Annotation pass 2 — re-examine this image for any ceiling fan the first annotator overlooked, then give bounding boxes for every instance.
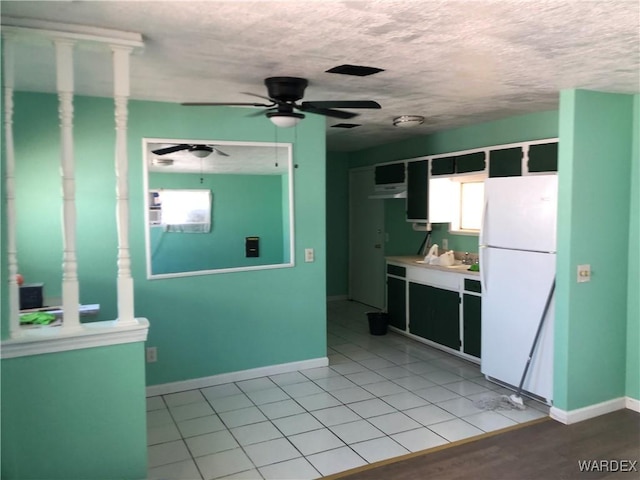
[152,144,229,158]
[182,77,381,127]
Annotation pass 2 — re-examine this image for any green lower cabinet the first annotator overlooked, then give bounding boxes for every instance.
[409,282,460,350]
[386,276,406,329]
[463,293,482,358]
[409,282,430,338]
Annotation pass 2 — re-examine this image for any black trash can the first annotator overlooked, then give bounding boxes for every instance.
[367,312,389,336]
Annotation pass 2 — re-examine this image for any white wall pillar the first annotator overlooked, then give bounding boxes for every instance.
[3,36,22,338]
[112,45,136,324]
[55,39,80,330]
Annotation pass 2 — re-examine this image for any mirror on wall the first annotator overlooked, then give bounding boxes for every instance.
[143,138,294,278]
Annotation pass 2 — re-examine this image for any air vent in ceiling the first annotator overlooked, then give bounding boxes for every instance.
[331,123,362,129]
[326,64,384,76]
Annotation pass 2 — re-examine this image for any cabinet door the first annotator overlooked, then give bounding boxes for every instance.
[386,276,406,330]
[489,147,522,177]
[463,294,481,358]
[406,160,429,221]
[431,157,455,176]
[375,163,405,184]
[455,152,486,174]
[408,282,431,339]
[428,286,461,350]
[528,143,558,173]
[409,282,460,350]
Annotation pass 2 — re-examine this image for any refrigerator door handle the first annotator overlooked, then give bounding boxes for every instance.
[480,245,487,293]
[479,197,489,247]
[479,198,489,293]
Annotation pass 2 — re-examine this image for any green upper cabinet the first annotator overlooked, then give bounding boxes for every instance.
[489,147,523,177]
[431,157,456,176]
[375,163,405,184]
[528,142,558,173]
[407,159,429,221]
[455,152,486,174]
[432,153,485,177]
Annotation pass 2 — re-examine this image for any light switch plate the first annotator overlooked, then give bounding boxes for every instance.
[305,248,314,262]
[577,264,591,283]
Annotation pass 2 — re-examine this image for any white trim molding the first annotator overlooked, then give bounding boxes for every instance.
[626,396,640,412]
[1,318,149,359]
[146,357,329,397]
[550,397,627,424]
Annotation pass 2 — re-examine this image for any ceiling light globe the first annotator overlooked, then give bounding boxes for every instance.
[190,149,212,158]
[267,111,305,128]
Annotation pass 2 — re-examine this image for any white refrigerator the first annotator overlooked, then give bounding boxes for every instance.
[479,175,557,403]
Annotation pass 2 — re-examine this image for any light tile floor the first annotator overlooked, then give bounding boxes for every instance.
[147,300,549,479]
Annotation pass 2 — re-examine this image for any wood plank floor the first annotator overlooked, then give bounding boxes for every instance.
[326,409,640,480]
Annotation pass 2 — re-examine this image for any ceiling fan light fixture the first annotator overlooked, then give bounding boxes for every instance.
[267,111,305,128]
[190,148,213,158]
[393,115,425,128]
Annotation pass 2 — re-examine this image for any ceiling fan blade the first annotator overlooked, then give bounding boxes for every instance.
[212,147,229,157]
[152,144,190,155]
[300,100,381,109]
[297,104,358,119]
[245,108,271,117]
[182,101,273,107]
[241,92,277,104]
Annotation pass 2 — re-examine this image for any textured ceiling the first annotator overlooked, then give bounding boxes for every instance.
[146,141,290,175]
[2,1,639,151]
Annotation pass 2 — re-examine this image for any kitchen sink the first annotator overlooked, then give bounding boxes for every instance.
[445,264,472,270]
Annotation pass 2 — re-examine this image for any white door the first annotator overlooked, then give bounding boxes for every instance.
[480,247,555,401]
[482,175,558,252]
[349,167,385,309]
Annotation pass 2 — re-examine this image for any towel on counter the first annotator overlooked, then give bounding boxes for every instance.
[19,312,57,325]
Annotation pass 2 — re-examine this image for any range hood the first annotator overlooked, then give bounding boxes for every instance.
[368,184,407,199]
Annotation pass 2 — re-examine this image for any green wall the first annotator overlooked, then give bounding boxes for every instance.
[148,172,285,274]
[1,343,147,479]
[554,90,633,411]
[627,95,640,401]
[7,92,327,386]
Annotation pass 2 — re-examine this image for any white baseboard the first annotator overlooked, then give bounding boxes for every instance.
[327,295,348,302]
[626,396,640,412]
[550,397,627,424]
[146,357,329,397]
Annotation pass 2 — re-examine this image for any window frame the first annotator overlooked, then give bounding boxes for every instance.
[447,173,486,236]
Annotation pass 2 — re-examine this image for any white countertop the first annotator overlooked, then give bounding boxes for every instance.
[386,255,480,276]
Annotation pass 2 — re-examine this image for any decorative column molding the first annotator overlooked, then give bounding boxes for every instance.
[54,38,81,330]
[112,45,136,325]
[3,35,21,338]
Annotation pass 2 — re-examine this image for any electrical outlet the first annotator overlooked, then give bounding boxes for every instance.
[577,264,591,283]
[146,347,157,363]
[442,238,448,250]
[305,248,315,262]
